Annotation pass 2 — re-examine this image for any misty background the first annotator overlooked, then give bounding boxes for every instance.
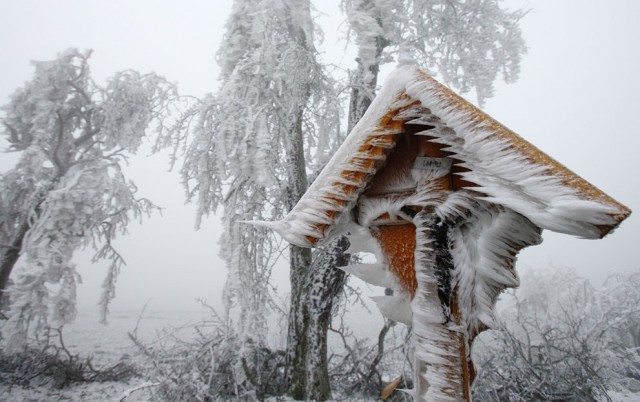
[0,0,638,314]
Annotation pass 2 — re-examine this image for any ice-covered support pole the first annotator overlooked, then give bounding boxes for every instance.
[412,209,469,401]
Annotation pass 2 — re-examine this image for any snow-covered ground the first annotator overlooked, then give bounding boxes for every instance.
[62,309,212,363]
[1,306,637,401]
[0,308,213,402]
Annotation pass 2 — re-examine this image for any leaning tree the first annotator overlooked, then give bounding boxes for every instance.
[0,49,179,352]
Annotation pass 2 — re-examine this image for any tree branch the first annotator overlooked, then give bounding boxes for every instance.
[67,80,92,105]
[51,112,68,175]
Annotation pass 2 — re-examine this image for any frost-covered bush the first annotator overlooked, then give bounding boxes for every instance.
[472,268,640,401]
[328,318,413,401]
[128,304,287,401]
[0,327,137,389]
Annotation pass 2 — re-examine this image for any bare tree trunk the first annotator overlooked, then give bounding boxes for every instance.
[287,238,349,401]
[283,100,327,399]
[283,61,351,398]
[283,5,389,399]
[285,243,314,398]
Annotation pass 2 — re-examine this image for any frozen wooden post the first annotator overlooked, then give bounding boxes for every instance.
[257,66,631,401]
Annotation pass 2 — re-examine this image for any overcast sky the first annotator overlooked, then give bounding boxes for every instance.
[0,0,638,314]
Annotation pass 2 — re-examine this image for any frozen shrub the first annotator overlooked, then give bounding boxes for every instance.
[472,268,640,401]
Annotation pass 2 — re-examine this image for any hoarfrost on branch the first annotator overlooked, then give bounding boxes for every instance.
[0,49,181,351]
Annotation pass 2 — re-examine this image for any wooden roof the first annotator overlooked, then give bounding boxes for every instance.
[265,66,630,246]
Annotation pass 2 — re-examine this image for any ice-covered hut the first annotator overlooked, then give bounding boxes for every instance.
[263,65,631,401]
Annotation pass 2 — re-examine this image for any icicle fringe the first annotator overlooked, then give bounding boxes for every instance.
[268,65,625,248]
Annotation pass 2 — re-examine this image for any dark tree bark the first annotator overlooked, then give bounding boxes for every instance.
[285,243,314,398]
[348,33,389,133]
[0,220,28,301]
[0,190,50,303]
[282,94,328,399]
[284,14,390,399]
[286,237,349,401]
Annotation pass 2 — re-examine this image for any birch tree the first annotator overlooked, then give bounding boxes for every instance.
[0,49,179,352]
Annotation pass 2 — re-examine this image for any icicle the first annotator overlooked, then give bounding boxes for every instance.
[338,263,395,288]
[393,105,432,121]
[243,220,316,248]
[344,222,383,257]
[448,201,542,337]
[371,295,412,325]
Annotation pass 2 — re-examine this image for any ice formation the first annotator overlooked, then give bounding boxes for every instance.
[261,65,630,401]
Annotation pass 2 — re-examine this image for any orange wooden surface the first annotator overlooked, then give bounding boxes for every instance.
[371,224,417,296]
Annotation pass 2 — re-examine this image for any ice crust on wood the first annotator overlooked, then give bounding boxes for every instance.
[263,74,413,247]
[266,65,628,247]
[411,209,466,401]
[400,68,627,239]
[409,197,541,401]
[449,200,542,335]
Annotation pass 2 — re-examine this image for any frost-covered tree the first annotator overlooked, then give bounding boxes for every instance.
[181,0,342,399]
[473,268,640,401]
[0,49,179,352]
[343,0,527,109]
